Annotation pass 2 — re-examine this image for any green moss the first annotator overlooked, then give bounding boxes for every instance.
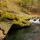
[0,11,32,27]
[0,0,34,30]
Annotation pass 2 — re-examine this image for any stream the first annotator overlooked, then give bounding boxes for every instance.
[5,19,40,40]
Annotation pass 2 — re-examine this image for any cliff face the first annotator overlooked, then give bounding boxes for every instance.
[0,0,40,39]
[0,0,33,27]
[0,0,40,27]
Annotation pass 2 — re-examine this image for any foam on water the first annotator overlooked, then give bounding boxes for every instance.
[29,19,40,24]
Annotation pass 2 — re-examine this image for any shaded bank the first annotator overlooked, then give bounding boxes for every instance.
[4,24,31,40]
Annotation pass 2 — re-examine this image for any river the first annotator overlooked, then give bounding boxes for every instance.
[4,22,40,40]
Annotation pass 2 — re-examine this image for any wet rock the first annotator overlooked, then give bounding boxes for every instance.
[0,30,5,40]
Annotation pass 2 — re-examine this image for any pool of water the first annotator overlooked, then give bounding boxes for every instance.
[5,23,40,40]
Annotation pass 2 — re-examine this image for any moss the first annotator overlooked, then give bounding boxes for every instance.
[0,9,32,26]
[0,0,35,35]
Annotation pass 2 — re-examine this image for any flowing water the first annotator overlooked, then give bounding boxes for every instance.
[5,19,40,40]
